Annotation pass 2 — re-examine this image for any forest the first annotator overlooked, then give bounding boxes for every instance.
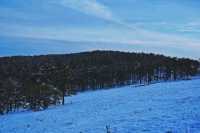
[0,50,199,115]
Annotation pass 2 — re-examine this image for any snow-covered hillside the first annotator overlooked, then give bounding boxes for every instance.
[1,79,200,133]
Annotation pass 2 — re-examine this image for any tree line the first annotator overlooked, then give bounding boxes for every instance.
[0,51,199,115]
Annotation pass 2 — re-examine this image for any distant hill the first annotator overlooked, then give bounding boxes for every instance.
[0,50,199,114]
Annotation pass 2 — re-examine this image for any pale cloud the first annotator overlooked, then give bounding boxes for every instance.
[55,0,115,21]
[177,21,200,33]
[52,0,200,49]
[1,22,200,50]
[1,0,200,58]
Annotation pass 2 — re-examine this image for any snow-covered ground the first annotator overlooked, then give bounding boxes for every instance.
[1,79,200,133]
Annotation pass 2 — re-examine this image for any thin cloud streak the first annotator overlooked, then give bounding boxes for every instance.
[0,0,200,58]
[55,0,115,21]
[1,0,200,49]
[54,0,200,49]
[1,22,200,50]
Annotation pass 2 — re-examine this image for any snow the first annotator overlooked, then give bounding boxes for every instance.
[1,79,200,133]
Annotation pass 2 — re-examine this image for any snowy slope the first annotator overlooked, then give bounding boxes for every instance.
[1,79,200,133]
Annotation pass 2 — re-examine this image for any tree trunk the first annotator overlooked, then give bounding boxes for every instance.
[62,89,65,105]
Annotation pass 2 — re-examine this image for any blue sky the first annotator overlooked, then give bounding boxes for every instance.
[0,0,200,59]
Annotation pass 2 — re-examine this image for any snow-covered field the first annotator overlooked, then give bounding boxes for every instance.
[1,79,200,133]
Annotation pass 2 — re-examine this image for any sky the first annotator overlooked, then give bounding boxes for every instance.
[0,0,200,59]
